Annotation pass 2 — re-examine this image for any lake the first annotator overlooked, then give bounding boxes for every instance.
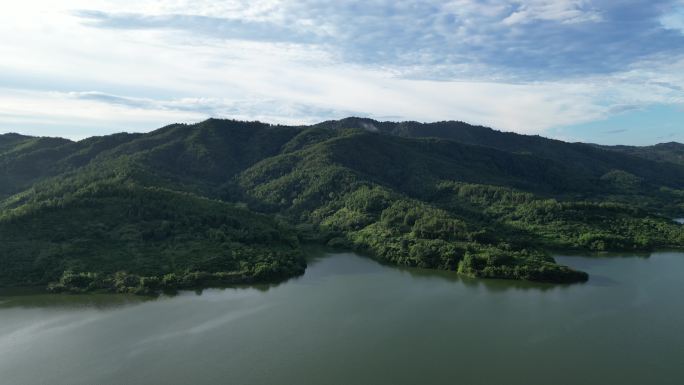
[1,250,684,385]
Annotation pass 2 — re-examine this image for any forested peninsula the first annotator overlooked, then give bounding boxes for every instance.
[1,118,683,294]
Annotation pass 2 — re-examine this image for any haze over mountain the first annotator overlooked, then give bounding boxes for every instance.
[1,118,683,293]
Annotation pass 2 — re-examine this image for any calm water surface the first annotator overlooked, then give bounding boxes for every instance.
[1,251,684,385]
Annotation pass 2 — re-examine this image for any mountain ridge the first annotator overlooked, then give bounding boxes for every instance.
[1,117,683,293]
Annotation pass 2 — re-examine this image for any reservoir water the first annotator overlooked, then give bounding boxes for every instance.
[1,251,683,385]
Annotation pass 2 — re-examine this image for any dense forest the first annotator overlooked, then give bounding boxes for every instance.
[1,118,683,293]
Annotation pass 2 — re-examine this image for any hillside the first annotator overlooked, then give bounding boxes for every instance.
[603,142,684,166]
[0,181,304,294]
[313,118,684,213]
[315,118,684,192]
[1,118,683,292]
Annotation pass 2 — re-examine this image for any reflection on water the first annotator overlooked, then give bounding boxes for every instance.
[396,264,565,292]
[0,289,150,310]
[1,250,683,385]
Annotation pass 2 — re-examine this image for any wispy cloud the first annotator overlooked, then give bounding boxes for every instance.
[0,88,364,139]
[73,0,684,79]
[71,91,157,109]
[69,91,362,123]
[661,2,684,33]
[75,10,317,44]
[502,0,602,25]
[0,0,682,143]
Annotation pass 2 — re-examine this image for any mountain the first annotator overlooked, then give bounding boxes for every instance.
[602,142,684,166]
[1,118,683,293]
[0,131,143,199]
[313,118,684,213]
[315,118,684,192]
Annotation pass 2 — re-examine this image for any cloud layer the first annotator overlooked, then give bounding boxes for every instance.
[0,0,683,142]
[75,0,684,79]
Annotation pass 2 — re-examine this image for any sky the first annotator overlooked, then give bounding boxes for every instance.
[1,0,683,145]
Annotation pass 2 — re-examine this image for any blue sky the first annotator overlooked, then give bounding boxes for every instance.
[0,0,683,144]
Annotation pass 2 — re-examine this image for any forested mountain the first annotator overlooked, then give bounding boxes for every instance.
[1,118,683,293]
[602,142,684,166]
[314,118,684,193]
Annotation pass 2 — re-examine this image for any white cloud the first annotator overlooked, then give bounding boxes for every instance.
[0,0,682,141]
[502,0,602,25]
[661,3,684,33]
[0,88,205,139]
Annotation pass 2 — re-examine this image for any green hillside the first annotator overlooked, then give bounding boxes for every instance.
[603,142,684,166]
[1,118,683,293]
[0,181,304,294]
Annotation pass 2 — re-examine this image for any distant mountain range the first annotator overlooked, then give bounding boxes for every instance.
[600,141,684,166]
[1,118,682,293]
